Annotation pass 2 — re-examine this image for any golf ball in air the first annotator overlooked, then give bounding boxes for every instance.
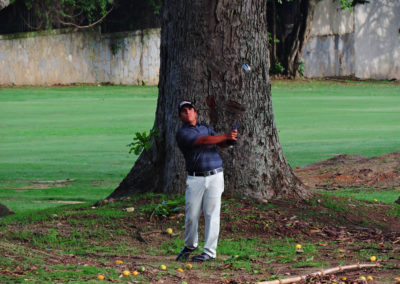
[242,64,251,72]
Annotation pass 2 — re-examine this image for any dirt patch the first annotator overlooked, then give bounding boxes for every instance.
[294,151,400,190]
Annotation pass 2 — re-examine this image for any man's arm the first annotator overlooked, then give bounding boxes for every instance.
[194,130,237,146]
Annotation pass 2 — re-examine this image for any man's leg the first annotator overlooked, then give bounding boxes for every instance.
[201,172,224,258]
[184,175,206,250]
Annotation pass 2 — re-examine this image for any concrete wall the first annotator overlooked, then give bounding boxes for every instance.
[0,29,160,85]
[302,0,400,80]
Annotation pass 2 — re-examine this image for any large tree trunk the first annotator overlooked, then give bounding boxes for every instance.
[110,0,310,200]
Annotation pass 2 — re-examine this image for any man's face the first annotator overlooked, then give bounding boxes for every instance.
[180,105,197,125]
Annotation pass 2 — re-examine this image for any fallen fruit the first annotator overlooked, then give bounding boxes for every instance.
[341,277,347,281]
[360,276,366,281]
[97,274,105,280]
[295,244,302,249]
[122,270,130,276]
[166,228,173,234]
[185,263,192,270]
[115,260,124,264]
[177,268,184,272]
[132,271,139,276]
[373,199,378,202]
[234,255,239,258]
[181,282,188,284]
[370,256,377,262]
[396,277,400,283]
[159,264,167,270]
[367,276,373,281]
[139,266,145,272]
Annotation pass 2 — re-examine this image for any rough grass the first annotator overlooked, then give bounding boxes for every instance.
[0,194,399,283]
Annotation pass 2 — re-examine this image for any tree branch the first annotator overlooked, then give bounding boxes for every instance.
[57,7,113,29]
[258,263,380,284]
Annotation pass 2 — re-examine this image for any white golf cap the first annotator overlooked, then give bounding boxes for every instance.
[178,101,195,114]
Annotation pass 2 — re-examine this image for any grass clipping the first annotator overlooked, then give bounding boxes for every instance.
[258,263,380,284]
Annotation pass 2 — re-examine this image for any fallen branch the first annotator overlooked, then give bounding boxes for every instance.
[258,263,380,284]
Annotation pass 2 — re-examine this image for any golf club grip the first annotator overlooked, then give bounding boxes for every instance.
[227,123,238,146]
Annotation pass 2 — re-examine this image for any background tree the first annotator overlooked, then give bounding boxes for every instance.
[110,0,310,201]
[267,0,368,78]
[0,0,161,34]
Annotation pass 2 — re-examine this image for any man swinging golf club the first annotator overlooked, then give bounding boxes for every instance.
[175,101,237,262]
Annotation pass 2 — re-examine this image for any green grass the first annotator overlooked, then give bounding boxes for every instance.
[272,80,400,166]
[1,80,400,213]
[0,85,157,213]
[318,187,400,204]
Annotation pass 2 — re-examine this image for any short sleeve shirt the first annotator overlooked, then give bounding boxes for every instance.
[176,123,223,172]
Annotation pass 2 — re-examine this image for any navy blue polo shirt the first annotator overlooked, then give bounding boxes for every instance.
[176,123,223,172]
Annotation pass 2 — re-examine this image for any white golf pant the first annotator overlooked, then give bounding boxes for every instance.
[184,171,224,258]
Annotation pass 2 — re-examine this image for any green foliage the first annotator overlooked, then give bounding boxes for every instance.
[148,0,162,15]
[21,0,114,30]
[335,0,369,11]
[267,32,280,47]
[270,62,285,75]
[150,197,185,219]
[297,61,305,78]
[128,128,160,155]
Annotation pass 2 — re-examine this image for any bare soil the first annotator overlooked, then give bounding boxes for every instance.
[294,151,400,190]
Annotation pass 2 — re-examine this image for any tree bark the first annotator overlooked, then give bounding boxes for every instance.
[110,0,310,200]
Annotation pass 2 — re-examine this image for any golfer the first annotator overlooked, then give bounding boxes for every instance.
[175,101,237,262]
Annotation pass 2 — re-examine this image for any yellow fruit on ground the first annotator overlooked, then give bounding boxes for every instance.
[396,278,400,283]
[122,270,130,276]
[185,263,193,270]
[166,228,173,234]
[159,264,167,270]
[139,266,146,272]
[373,199,378,202]
[115,260,124,264]
[97,274,105,280]
[295,244,302,249]
[360,276,366,281]
[132,271,139,276]
[177,268,184,272]
[341,277,347,281]
[367,276,373,281]
[234,255,239,258]
[370,256,377,262]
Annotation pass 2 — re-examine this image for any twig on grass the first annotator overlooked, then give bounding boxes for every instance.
[258,263,380,284]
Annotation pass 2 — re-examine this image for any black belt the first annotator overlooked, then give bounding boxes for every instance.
[188,167,223,177]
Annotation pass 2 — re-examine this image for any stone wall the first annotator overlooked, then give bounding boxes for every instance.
[0,28,160,85]
[302,0,400,80]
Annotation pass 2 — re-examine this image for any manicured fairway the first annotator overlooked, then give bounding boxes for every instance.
[0,80,399,213]
[271,80,400,166]
[0,86,157,213]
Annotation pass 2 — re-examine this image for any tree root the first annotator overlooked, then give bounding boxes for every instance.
[258,263,380,284]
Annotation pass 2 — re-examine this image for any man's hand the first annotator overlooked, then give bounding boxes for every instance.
[225,130,238,141]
